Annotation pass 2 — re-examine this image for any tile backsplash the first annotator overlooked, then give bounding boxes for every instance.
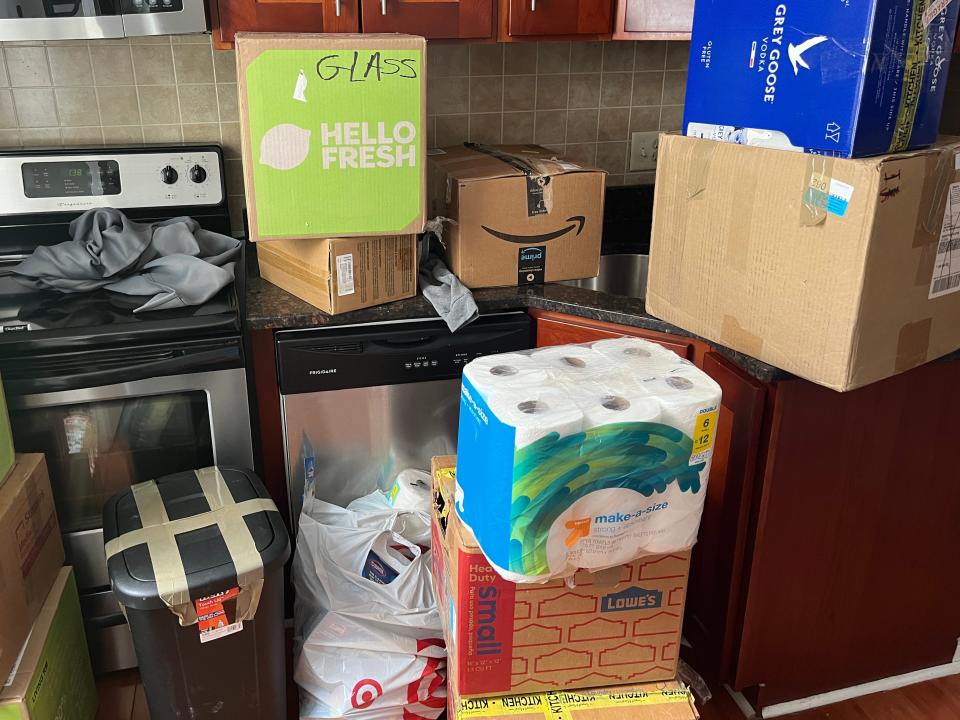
[0,35,689,232]
[0,34,245,229]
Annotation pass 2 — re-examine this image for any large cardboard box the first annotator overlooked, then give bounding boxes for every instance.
[0,374,13,488]
[431,457,690,698]
[428,145,605,288]
[449,681,698,720]
[257,235,417,314]
[0,568,98,720]
[238,33,426,240]
[684,0,959,157]
[648,134,960,391]
[0,454,64,683]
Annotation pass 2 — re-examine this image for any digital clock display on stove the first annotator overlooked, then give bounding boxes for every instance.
[21,160,121,199]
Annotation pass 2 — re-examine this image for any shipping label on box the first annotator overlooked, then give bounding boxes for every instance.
[431,457,689,698]
[238,33,426,240]
[684,0,959,157]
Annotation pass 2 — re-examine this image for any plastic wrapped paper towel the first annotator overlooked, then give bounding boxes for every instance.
[457,338,721,583]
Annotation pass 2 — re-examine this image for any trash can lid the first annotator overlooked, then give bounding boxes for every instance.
[103,466,290,611]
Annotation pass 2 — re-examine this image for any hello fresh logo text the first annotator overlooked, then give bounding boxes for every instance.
[318,121,417,170]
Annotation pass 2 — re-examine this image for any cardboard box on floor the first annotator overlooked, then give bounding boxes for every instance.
[257,235,417,314]
[648,134,960,391]
[0,373,14,488]
[0,567,97,720]
[448,681,698,720]
[428,145,605,288]
[0,454,65,684]
[431,456,690,698]
[237,33,427,241]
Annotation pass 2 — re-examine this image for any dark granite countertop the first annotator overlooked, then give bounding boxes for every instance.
[246,278,787,383]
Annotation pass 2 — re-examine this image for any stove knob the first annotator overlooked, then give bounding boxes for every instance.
[189,164,207,184]
[160,165,178,185]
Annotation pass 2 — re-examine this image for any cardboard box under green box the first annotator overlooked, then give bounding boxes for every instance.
[238,32,427,241]
[0,568,97,720]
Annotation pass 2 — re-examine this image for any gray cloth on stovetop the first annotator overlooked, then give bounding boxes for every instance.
[13,207,241,312]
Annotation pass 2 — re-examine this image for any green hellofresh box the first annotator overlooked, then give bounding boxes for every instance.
[0,568,97,720]
[237,33,427,240]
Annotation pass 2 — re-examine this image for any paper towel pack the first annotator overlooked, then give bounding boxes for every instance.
[457,338,721,582]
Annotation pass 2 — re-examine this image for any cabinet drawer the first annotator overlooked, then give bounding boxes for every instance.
[504,0,613,38]
[361,0,495,39]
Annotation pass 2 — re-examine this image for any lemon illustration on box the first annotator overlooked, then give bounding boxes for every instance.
[237,34,426,240]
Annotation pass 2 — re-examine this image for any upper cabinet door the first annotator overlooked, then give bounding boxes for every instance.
[361,0,495,40]
[501,0,614,40]
[212,0,359,49]
[614,0,692,38]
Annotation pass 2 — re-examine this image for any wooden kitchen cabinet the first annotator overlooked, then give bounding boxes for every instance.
[361,0,495,39]
[531,309,960,713]
[613,0,692,39]
[498,0,614,41]
[211,0,359,49]
[734,363,960,708]
[532,309,697,359]
[531,309,768,688]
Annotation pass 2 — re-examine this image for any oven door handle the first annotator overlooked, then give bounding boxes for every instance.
[7,345,241,396]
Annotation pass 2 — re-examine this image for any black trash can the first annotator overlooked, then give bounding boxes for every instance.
[103,466,290,720]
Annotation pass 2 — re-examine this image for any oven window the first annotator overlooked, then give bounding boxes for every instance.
[11,392,214,533]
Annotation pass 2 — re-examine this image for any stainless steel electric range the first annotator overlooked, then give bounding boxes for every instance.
[0,144,254,673]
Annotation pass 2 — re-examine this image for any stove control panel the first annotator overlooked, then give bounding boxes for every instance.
[0,148,224,215]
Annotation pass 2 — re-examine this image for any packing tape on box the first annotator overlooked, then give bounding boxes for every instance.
[454,687,695,720]
[896,317,932,373]
[720,314,764,359]
[104,467,278,626]
[800,155,836,227]
[915,148,959,248]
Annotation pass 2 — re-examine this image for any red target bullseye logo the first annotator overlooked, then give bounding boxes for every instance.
[351,679,383,709]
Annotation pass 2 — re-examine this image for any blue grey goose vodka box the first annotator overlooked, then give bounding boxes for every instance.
[683,0,959,157]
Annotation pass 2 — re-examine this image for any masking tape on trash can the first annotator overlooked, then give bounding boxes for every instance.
[104,467,278,626]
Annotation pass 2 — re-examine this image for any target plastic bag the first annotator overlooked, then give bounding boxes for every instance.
[294,498,445,720]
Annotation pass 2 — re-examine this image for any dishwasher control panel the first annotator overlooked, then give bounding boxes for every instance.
[276,313,534,394]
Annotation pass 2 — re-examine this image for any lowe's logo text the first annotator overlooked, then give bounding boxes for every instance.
[601,587,663,612]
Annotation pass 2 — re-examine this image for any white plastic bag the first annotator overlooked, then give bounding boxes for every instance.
[294,495,445,720]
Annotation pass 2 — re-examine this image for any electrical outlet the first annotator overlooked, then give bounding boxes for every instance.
[629,131,660,171]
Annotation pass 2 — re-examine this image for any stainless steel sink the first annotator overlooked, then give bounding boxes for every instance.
[563,253,648,299]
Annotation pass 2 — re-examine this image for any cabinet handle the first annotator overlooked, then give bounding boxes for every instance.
[334,0,340,15]
[380,0,387,13]
[530,0,536,9]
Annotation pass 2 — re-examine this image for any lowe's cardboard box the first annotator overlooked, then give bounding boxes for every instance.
[238,33,426,240]
[684,0,959,156]
[428,145,604,288]
[0,568,97,720]
[647,134,960,391]
[449,681,699,720]
[257,235,417,314]
[0,454,64,684]
[431,457,690,698]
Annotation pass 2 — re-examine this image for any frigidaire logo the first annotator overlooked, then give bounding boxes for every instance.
[601,586,663,612]
[308,368,337,375]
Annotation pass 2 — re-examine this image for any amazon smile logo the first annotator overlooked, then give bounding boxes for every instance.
[481,215,586,244]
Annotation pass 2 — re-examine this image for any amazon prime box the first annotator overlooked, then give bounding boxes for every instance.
[427,144,605,288]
